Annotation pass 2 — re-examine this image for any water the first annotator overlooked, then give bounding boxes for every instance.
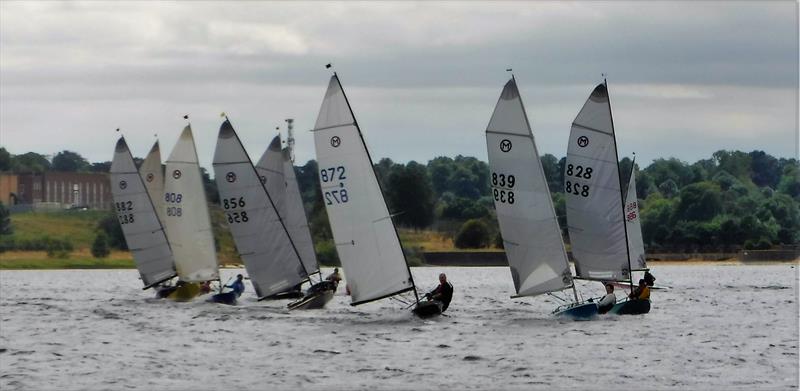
[1,265,797,390]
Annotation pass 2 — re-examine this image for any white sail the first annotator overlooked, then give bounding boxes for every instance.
[110,137,176,288]
[312,75,414,305]
[624,169,647,270]
[256,136,320,278]
[564,83,630,282]
[486,78,573,296]
[214,120,308,298]
[139,141,167,225]
[163,125,219,282]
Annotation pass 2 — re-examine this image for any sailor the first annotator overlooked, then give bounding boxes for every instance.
[425,273,454,312]
[226,274,246,297]
[628,279,650,300]
[643,271,656,287]
[325,267,342,287]
[597,283,616,314]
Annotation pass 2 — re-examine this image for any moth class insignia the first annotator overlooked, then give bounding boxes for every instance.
[330,136,341,148]
[119,180,127,190]
[500,139,512,152]
[146,173,154,182]
[260,175,267,185]
[172,170,182,179]
[577,136,589,148]
[226,172,237,183]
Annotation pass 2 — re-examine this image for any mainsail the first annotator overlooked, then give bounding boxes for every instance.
[163,125,219,282]
[312,74,415,305]
[624,168,647,270]
[564,83,631,282]
[139,141,167,225]
[486,77,573,296]
[255,136,320,276]
[214,120,308,298]
[110,137,176,288]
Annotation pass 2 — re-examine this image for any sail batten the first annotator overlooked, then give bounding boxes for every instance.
[163,126,219,283]
[564,83,631,282]
[214,120,308,298]
[485,78,572,297]
[110,137,177,288]
[313,74,415,305]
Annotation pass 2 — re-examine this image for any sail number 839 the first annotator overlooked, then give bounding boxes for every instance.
[491,172,515,204]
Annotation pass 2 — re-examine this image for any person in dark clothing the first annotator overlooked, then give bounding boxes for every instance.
[226,274,245,297]
[643,271,656,287]
[425,273,454,312]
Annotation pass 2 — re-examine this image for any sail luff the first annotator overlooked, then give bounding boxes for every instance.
[312,74,416,305]
[333,73,420,304]
[110,136,177,288]
[163,125,219,282]
[605,80,635,290]
[213,120,309,298]
[486,77,573,297]
[624,159,647,270]
[282,147,320,275]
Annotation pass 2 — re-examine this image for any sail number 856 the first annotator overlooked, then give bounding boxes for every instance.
[223,197,249,224]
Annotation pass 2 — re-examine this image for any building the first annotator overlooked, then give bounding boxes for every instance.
[0,174,18,205]
[8,172,111,210]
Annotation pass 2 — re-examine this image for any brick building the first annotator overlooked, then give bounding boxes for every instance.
[7,172,111,209]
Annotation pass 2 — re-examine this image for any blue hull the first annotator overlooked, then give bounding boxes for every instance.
[209,292,237,305]
[553,302,598,320]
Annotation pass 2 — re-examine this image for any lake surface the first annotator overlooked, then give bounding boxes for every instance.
[1,264,797,390]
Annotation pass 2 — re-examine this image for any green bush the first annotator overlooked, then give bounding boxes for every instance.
[454,219,490,249]
[91,232,110,258]
[744,237,772,250]
[494,231,504,249]
[315,240,340,266]
[403,246,426,267]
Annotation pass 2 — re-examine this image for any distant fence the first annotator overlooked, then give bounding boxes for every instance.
[422,250,798,266]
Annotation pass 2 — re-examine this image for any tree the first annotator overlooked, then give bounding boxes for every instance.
[0,201,11,235]
[0,148,11,171]
[427,156,455,197]
[749,150,780,188]
[712,150,751,182]
[440,197,489,220]
[97,214,127,250]
[777,163,800,200]
[200,167,219,204]
[540,154,562,193]
[641,195,675,247]
[91,232,110,258]
[386,161,435,229]
[11,152,50,173]
[645,158,694,188]
[454,219,490,248]
[658,179,679,198]
[90,161,112,172]
[673,182,722,222]
[51,150,90,172]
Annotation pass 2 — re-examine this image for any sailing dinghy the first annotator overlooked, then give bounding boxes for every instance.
[564,80,650,315]
[110,136,177,290]
[162,124,220,301]
[312,72,438,317]
[485,76,597,320]
[213,118,332,308]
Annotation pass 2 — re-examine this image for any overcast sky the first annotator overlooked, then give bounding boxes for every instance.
[1,1,797,172]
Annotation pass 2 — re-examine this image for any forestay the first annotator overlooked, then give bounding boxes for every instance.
[110,137,176,288]
[312,75,414,305]
[139,141,167,225]
[486,78,573,296]
[564,84,630,282]
[624,169,647,270]
[163,126,219,283]
[214,120,307,298]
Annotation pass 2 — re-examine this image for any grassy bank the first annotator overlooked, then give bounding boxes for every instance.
[0,250,135,269]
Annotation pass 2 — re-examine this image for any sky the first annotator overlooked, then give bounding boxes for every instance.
[1,1,798,173]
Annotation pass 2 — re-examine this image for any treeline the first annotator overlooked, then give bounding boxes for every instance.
[2,146,798,252]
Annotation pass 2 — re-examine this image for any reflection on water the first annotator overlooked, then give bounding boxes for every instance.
[0,265,797,390]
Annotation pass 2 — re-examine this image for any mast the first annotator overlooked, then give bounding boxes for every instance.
[333,72,420,304]
[605,78,635,295]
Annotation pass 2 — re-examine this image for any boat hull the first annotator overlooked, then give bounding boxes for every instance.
[413,300,443,318]
[166,282,203,301]
[553,302,598,320]
[262,290,304,300]
[609,299,651,315]
[209,291,238,305]
[288,288,334,310]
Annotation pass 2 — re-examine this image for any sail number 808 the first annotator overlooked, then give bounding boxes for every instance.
[164,192,183,217]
